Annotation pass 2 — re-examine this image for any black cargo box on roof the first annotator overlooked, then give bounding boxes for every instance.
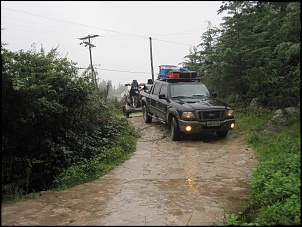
[180,71,197,79]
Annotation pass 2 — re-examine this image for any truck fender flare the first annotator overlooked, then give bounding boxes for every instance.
[167,108,179,124]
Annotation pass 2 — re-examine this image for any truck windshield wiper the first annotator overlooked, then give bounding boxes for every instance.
[192,94,207,98]
[172,95,193,99]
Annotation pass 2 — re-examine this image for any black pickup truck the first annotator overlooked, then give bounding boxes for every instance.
[140,73,235,141]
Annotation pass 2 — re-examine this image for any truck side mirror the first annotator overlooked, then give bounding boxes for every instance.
[211,92,217,98]
[159,94,166,99]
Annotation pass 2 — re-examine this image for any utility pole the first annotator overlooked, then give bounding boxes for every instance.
[79,34,99,86]
[149,37,154,81]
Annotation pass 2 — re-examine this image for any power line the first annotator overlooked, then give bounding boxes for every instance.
[2,7,147,39]
[2,6,200,78]
[2,6,197,47]
[78,67,152,75]
[152,38,193,47]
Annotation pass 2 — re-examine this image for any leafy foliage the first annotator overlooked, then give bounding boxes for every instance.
[53,120,139,189]
[248,153,301,225]
[226,110,300,226]
[183,1,300,108]
[2,44,137,197]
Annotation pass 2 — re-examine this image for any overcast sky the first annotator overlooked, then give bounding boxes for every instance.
[1,1,225,88]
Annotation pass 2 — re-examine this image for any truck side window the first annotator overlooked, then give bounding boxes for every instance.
[159,84,167,97]
[152,83,162,95]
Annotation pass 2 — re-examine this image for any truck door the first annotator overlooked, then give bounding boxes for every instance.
[149,82,162,117]
[157,84,168,120]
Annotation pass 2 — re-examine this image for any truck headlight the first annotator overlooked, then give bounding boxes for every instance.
[182,112,196,119]
[226,109,234,117]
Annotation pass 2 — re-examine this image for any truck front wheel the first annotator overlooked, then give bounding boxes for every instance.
[171,117,181,141]
[142,105,152,123]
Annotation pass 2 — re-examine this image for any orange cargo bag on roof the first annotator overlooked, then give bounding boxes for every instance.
[167,71,180,78]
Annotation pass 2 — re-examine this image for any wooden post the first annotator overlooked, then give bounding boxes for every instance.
[149,37,154,81]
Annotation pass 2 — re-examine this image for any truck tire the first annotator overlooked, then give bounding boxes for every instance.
[171,117,181,141]
[142,105,152,123]
[216,130,228,139]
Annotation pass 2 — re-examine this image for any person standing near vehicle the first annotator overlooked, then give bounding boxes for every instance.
[130,80,140,107]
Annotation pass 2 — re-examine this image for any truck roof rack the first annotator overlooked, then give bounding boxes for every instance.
[157,77,202,82]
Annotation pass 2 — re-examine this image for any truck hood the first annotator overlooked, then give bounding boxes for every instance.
[172,97,229,110]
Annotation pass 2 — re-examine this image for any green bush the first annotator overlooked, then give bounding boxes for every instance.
[53,120,139,189]
[1,44,139,200]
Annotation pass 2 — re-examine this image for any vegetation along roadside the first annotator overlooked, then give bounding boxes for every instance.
[224,108,300,226]
[2,1,300,226]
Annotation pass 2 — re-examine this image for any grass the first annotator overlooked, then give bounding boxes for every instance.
[225,107,301,226]
[53,119,140,190]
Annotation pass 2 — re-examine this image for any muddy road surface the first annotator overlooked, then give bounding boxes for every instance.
[1,115,258,226]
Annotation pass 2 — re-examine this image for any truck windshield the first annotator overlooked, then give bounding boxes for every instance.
[170,83,211,98]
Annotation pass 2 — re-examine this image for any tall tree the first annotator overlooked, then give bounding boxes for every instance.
[183,1,300,108]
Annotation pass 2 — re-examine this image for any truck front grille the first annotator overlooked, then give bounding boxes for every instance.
[196,110,225,121]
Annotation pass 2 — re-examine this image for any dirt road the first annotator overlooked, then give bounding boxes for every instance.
[1,115,258,226]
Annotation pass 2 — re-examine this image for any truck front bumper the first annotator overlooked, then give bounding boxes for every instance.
[178,118,235,134]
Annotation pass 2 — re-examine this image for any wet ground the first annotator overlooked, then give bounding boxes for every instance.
[1,115,258,226]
